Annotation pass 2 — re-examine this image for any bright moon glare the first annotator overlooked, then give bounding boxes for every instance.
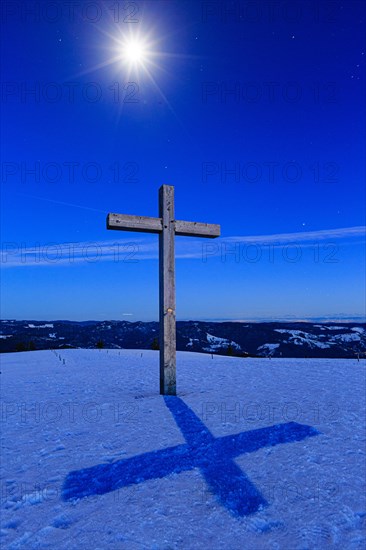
[122,39,148,66]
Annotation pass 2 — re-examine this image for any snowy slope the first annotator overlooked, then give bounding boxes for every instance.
[1,350,365,549]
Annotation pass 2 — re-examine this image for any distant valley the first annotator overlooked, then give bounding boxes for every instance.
[1,320,365,359]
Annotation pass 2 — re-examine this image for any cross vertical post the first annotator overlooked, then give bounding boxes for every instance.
[159,185,176,395]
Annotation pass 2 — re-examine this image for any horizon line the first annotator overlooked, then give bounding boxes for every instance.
[2,316,365,324]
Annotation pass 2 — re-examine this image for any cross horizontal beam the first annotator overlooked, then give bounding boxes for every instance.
[107,213,220,238]
[107,213,163,234]
[175,220,220,238]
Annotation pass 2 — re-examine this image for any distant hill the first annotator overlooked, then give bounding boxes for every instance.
[1,320,365,358]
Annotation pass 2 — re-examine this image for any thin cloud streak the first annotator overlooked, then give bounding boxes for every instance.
[1,226,364,268]
[225,226,366,244]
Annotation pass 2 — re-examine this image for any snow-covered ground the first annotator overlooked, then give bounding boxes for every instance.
[1,350,365,549]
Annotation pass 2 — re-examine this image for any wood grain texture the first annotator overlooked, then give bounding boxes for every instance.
[175,220,220,238]
[159,185,177,395]
[107,213,162,234]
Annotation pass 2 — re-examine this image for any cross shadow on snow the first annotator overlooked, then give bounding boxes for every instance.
[62,397,319,516]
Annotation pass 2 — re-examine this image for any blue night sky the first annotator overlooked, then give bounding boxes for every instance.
[1,0,365,321]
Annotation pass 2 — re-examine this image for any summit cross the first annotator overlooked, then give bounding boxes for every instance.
[107,185,220,395]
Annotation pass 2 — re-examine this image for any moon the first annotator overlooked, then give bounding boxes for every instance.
[120,38,149,67]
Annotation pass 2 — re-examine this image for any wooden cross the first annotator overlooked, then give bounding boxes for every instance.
[106,185,220,395]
